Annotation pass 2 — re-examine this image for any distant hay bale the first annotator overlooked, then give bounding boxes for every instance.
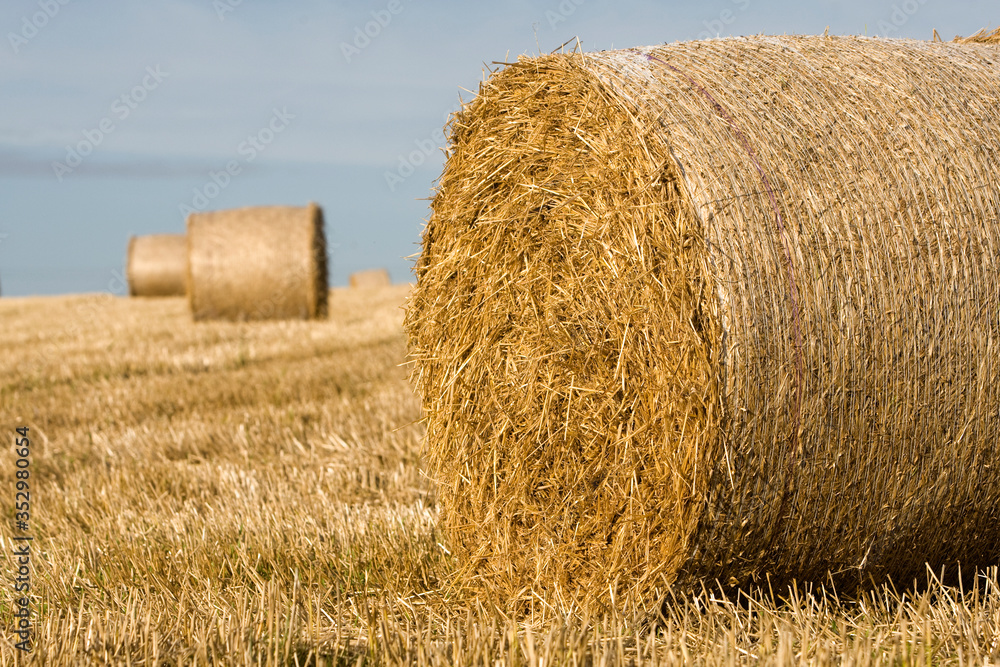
[127,234,187,297]
[349,268,391,289]
[186,204,328,321]
[405,35,1000,611]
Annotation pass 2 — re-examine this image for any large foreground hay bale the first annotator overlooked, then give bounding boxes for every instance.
[186,204,328,321]
[405,35,1000,611]
[349,268,391,289]
[127,234,187,297]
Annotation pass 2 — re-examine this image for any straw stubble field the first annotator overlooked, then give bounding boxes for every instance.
[1,286,999,664]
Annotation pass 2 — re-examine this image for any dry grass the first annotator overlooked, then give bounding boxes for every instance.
[957,27,1000,43]
[1,287,1000,664]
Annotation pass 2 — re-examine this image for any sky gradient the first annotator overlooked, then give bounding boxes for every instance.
[0,0,994,296]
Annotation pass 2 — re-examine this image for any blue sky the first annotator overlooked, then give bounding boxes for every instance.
[0,0,993,295]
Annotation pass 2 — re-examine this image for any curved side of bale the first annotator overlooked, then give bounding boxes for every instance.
[404,35,1000,612]
[127,234,187,297]
[349,268,391,288]
[186,204,328,321]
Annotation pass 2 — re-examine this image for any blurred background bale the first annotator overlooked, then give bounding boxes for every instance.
[127,234,187,297]
[349,268,391,289]
[186,204,328,321]
[405,34,1000,613]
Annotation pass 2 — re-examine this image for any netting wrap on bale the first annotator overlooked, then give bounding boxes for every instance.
[404,35,1000,611]
[127,234,187,297]
[186,204,328,321]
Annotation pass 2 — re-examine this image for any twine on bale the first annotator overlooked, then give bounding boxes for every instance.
[186,204,328,321]
[404,35,1000,613]
[646,51,808,535]
[127,234,187,297]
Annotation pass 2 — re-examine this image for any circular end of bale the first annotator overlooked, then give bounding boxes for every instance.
[126,234,188,297]
[405,54,721,612]
[308,202,330,319]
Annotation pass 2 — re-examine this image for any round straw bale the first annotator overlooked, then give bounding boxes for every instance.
[405,35,1000,611]
[349,268,391,289]
[186,204,328,321]
[127,234,187,297]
